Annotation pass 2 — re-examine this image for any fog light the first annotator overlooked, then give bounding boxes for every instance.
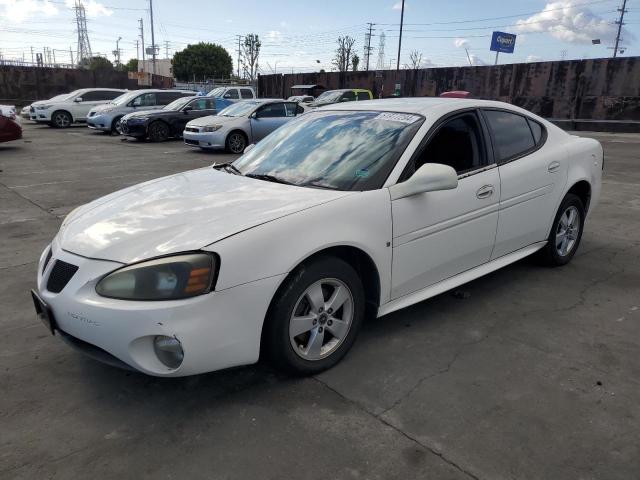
[153,335,184,369]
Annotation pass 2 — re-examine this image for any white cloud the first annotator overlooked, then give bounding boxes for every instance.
[267,30,282,40]
[0,0,58,23]
[526,55,543,62]
[64,0,112,18]
[515,1,632,44]
[392,2,406,10]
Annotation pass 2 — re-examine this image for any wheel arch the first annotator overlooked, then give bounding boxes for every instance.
[226,128,249,143]
[566,179,591,213]
[51,109,74,123]
[259,244,382,356]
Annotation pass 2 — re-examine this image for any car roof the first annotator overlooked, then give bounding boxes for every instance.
[317,97,537,117]
[325,88,371,93]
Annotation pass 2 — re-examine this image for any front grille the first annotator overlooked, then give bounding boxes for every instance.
[185,127,199,133]
[42,248,52,274]
[46,260,79,293]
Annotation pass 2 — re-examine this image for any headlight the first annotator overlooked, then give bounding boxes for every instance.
[202,125,222,132]
[96,253,219,301]
[37,105,52,110]
[99,108,114,114]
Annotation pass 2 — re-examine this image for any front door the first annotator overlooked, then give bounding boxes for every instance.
[390,111,500,299]
[482,109,568,259]
[250,102,290,142]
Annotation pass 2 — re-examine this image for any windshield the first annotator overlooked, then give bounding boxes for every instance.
[218,101,259,117]
[112,90,143,106]
[206,87,226,98]
[232,111,424,191]
[164,96,195,110]
[315,91,342,103]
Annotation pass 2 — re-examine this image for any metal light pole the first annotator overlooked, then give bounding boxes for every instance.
[149,0,156,74]
[613,0,627,58]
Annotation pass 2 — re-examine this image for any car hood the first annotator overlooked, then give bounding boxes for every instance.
[58,168,352,264]
[187,115,242,127]
[89,103,116,114]
[123,109,177,120]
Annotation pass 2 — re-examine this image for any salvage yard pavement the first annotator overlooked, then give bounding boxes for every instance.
[1,124,639,479]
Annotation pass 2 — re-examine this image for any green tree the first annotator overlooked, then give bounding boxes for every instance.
[352,54,360,71]
[79,56,113,71]
[172,42,233,81]
[124,58,138,72]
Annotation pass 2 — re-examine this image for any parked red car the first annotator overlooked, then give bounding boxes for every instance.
[0,115,22,143]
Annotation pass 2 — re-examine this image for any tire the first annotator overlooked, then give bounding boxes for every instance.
[148,121,170,142]
[263,256,365,375]
[51,110,72,128]
[538,193,585,266]
[111,116,124,135]
[225,131,247,154]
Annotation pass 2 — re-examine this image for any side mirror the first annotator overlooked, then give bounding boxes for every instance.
[223,93,232,99]
[183,106,193,113]
[244,143,256,153]
[74,97,83,103]
[389,163,458,200]
[340,97,351,102]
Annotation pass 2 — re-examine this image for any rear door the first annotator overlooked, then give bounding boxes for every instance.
[73,90,108,120]
[482,109,567,258]
[390,110,500,299]
[250,102,289,142]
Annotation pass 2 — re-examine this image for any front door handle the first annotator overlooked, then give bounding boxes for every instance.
[476,185,494,199]
[548,161,561,173]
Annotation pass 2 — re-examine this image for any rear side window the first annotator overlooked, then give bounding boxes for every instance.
[97,90,123,100]
[132,92,156,107]
[484,110,535,163]
[240,88,254,99]
[257,102,286,118]
[528,118,544,145]
[284,102,299,117]
[357,91,370,101]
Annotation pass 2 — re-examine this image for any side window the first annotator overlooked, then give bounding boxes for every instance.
[132,93,156,107]
[341,91,356,102]
[240,88,254,99]
[102,90,124,100]
[224,89,239,99]
[296,104,305,114]
[412,113,485,176]
[188,98,208,110]
[356,91,370,101]
[528,118,544,145]
[256,103,286,118]
[284,102,299,117]
[156,92,183,105]
[81,91,106,101]
[484,110,535,163]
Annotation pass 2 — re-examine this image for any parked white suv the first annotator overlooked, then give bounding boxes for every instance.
[33,88,126,128]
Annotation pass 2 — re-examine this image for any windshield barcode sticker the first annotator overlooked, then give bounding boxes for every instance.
[374,112,420,124]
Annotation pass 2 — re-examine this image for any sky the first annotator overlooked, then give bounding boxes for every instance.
[0,0,638,73]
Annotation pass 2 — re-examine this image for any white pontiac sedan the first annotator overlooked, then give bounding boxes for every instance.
[32,98,603,376]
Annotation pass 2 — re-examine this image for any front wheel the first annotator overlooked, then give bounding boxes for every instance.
[538,193,585,266]
[51,111,72,128]
[264,256,365,375]
[111,116,123,135]
[148,121,170,142]
[226,131,246,154]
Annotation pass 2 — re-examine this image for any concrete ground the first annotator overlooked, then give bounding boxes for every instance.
[1,124,639,480]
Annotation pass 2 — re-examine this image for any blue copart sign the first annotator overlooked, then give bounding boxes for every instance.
[490,31,517,54]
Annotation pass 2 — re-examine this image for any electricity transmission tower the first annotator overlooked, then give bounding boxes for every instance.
[375,31,386,72]
[74,0,92,67]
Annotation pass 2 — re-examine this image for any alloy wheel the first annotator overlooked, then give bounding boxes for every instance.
[228,133,246,153]
[289,278,354,361]
[555,205,581,257]
[54,112,71,128]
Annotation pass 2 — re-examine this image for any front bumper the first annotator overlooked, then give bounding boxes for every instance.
[35,241,285,376]
[183,128,226,149]
[120,120,147,137]
[86,113,113,131]
[33,109,53,121]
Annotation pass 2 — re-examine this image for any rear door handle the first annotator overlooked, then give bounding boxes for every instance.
[476,185,494,199]
[548,161,561,173]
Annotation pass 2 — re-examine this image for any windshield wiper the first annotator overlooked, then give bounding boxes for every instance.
[213,163,242,175]
[301,182,338,190]
[244,173,296,185]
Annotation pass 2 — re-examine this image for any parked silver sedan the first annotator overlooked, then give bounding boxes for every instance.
[183,99,305,153]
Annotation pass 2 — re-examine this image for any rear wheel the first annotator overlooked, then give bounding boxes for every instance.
[226,131,247,154]
[51,111,72,128]
[264,256,365,375]
[148,121,170,142]
[538,193,585,266]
